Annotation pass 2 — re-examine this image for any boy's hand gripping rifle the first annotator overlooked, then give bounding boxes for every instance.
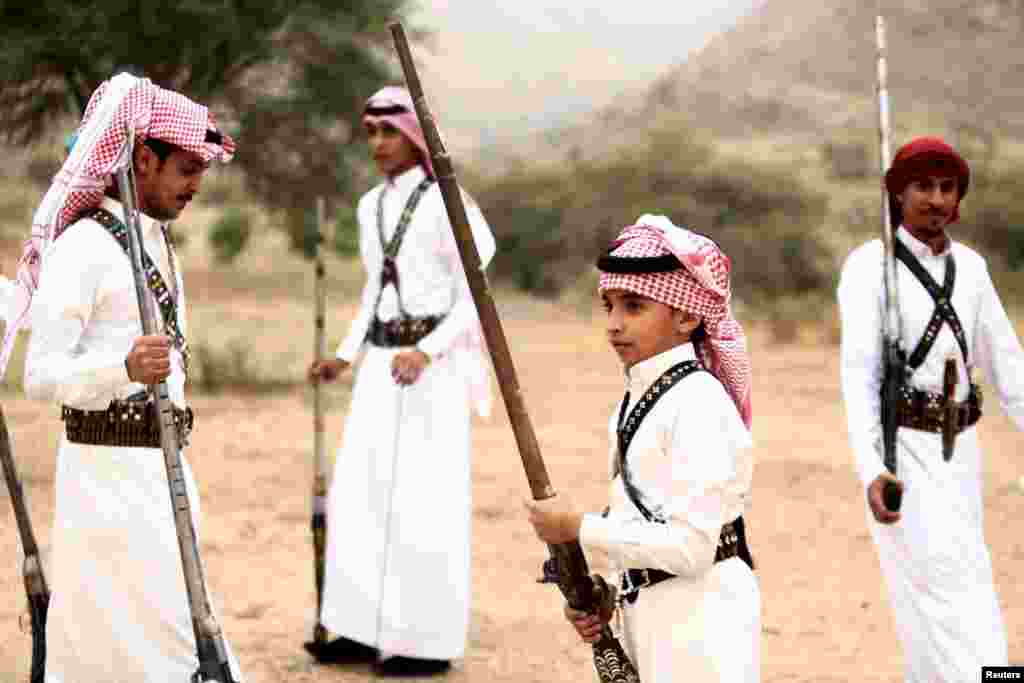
[112,133,238,683]
[876,15,905,512]
[389,22,640,683]
[0,405,49,683]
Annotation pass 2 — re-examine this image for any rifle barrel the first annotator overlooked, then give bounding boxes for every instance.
[0,404,50,683]
[113,134,236,682]
[876,15,904,511]
[311,197,329,643]
[877,15,901,348]
[389,21,554,501]
[388,22,639,683]
[0,406,42,560]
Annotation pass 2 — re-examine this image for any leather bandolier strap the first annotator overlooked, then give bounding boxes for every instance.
[614,359,755,605]
[893,241,983,440]
[62,399,193,449]
[896,383,981,436]
[88,208,190,375]
[367,177,448,349]
[894,241,968,369]
[367,315,444,348]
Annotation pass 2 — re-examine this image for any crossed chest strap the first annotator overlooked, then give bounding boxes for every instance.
[616,360,704,523]
[894,240,969,371]
[614,359,753,604]
[367,177,442,347]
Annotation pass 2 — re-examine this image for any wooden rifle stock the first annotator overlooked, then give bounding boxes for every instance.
[0,405,49,683]
[389,22,640,683]
[876,14,904,512]
[112,135,237,683]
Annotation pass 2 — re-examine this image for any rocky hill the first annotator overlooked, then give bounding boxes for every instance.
[540,0,1024,160]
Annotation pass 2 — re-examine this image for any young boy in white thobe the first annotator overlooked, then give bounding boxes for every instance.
[308,86,495,677]
[527,215,760,682]
[839,136,1024,681]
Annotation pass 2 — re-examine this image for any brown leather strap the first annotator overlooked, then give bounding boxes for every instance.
[896,383,982,436]
[62,401,193,448]
[367,314,445,348]
[619,517,752,605]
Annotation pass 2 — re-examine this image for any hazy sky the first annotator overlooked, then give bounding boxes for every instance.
[408,0,761,147]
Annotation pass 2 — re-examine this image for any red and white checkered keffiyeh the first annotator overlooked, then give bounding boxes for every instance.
[0,72,235,378]
[599,214,752,430]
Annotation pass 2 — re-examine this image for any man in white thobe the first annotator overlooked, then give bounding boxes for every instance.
[6,73,243,682]
[310,86,495,677]
[839,137,1024,681]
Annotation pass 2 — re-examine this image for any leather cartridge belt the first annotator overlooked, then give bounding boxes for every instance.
[367,314,444,348]
[896,383,981,435]
[62,399,194,449]
[619,519,744,605]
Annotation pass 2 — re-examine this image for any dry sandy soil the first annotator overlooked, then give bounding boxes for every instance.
[1,268,1022,682]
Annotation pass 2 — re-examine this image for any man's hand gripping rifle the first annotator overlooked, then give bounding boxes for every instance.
[389,22,640,683]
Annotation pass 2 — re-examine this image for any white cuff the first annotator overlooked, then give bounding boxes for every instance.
[579,512,616,565]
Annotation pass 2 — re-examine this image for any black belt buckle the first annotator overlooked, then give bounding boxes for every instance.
[619,570,641,606]
[619,568,665,605]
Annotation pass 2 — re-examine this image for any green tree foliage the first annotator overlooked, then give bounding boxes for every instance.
[0,0,415,254]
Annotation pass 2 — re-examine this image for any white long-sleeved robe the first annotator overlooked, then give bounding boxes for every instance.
[579,342,760,683]
[319,165,495,661]
[838,227,1024,682]
[24,197,244,682]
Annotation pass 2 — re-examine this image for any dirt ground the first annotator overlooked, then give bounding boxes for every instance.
[1,283,1022,682]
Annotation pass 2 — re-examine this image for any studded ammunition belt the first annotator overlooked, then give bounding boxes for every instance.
[619,518,747,605]
[896,383,981,435]
[367,314,444,348]
[62,399,193,448]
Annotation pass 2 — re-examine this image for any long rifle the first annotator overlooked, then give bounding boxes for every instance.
[0,405,49,683]
[389,22,640,683]
[876,14,905,512]
[112,132,237,683]
[308,197,330,650]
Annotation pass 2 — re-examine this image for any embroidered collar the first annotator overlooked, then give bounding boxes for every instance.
[897,225,951,259]
[386,164,427,193]
[100,197,165,240]
[625,342,698,393]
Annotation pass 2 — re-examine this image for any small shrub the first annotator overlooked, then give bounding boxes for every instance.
[192,341,293,395]
[333,206,359,258]
[1007,222,1024,272]
[493,205,565,294]
[470,118,830,300]
[823,141,871,180]
[290,207,336,261]
[208,208,251,264]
